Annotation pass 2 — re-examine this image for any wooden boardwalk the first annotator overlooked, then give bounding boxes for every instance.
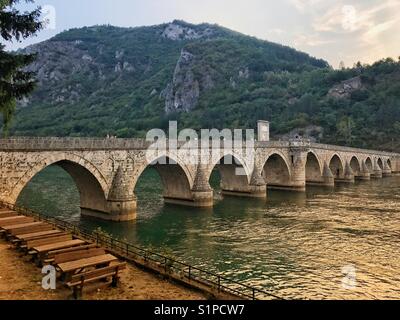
[0,206,126,299]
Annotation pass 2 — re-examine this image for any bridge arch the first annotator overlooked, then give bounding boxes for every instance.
[377,158,383,170]
[131,154,194,203]
[261,152,291,188]
[329,154,344,178]
[365,157,373,172]
[305,151,323,184]
[207,153,252,195]
[11,153,109,213]
[387,158,392,169]
[349,156,361,175]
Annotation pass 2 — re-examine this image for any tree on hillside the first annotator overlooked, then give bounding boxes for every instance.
[337,116,355,145]
[0,0,43,136]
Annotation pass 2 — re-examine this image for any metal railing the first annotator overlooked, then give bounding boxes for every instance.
[0,201,283,300]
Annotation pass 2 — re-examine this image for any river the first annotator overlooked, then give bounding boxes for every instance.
[17,165,400,299]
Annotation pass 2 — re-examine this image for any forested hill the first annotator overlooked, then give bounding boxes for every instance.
[4,20,400,151]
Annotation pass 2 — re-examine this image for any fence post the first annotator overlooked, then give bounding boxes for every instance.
[126,243,129,256]
[188,266,191,281]
[218,276,221,292]
[252,288,255,300]
[165,257,168,272]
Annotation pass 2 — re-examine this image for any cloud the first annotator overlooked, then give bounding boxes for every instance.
[293,33,335,47]
[289,0,323,12]
[312,0,400,34]
[361,18,399,44]
[293,0,400,65]
[266,28,286,35]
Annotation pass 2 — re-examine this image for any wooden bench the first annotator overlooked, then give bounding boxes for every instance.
[54,248,106,265]
[26,234,72,250]
[47,244,98,258]
[43,244,98,264]
[12,230,63,243]
[0,212,18,218]
[3,222,45,234]
[0,214,23,221]
[0,209,16,213]
[11,223,54,236]
[66,262,126,299]
[31,239,87,260]
[57,254,118,283]
[0,216,34,227]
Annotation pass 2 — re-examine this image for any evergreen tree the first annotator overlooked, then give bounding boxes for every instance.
[0,0,43,136]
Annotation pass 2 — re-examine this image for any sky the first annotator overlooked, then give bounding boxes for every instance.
[5,0,400,68]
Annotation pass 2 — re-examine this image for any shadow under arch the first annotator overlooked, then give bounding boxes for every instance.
[377,158,384,170]
[305,151,323,185]
[350,156,361,175]
[13,156,109,215]
[365,157,373,172]
[133,156,194,206]
[208,153,252,197]
[387,158,392,169]
[262,152,291,189]
[329,154,344,179]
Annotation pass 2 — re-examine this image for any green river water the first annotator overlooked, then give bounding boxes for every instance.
[17,166,400,299]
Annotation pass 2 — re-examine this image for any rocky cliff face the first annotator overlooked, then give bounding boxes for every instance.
[161,22,214,41]
[164,48,215,113]
[328,76,362,98]
[22,41,99,105]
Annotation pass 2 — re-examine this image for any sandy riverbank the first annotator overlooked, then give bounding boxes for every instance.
[0,239,205,300]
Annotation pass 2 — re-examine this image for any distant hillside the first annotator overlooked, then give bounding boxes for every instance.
[4,20,400,151]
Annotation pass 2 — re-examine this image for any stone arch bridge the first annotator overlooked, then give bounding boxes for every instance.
[0,137,399,221]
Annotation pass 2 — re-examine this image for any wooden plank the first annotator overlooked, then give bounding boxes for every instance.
[15,231,63,244]
[54,248,105,264]
[0,216,33,226]
[47,244,98,258]
[68,272,116,287]
[0,209,15,213]
[15,230,62,241]
[12,224,54,236]
[67,263,126,287]
[0,215,24,221]
[33,239,86,254]
[27,234,72,249]
[0,212,18,218]
[3,222,44,232]
[69,262,126,282]
[57,254,118,273]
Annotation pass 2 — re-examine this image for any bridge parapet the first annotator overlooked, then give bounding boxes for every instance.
[309,142,398,157]
[0,137,152,151]
[2,137,398,157]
